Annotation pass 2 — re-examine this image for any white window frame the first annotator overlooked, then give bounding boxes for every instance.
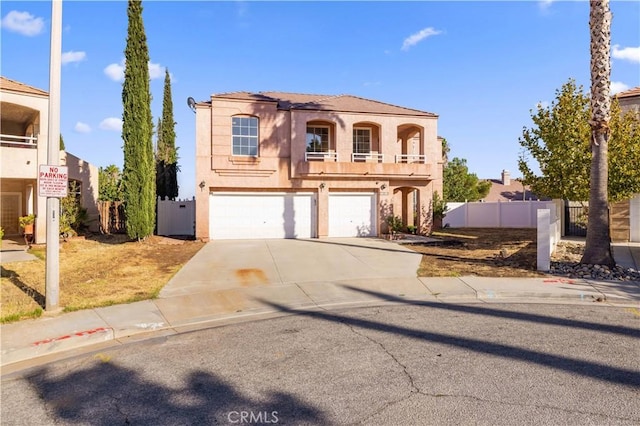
[231,116,259,157]
[353,127,371,154]
[306,125,331,153]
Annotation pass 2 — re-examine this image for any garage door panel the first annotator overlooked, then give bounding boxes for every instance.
[210,193,314,239]
[328,193,376,237]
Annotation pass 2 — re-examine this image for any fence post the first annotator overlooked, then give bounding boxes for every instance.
[537,209,551,271]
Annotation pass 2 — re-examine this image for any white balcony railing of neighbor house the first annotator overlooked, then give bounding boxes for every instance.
[0,134,37,147]
[305,151,338,162]
[351,153,384,163]
[395,154,426,164]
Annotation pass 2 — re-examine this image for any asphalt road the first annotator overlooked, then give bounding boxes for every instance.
[2,301,639,425]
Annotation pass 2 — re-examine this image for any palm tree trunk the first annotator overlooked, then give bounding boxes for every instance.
[581,0,615,267]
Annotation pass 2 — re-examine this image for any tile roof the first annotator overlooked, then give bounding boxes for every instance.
[0,76,48,97]
[616,86,640,99]
[210,91,437,117]
[482,179,547,202]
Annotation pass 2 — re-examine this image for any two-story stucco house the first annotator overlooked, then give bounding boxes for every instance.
[1,76,99,243]
[194,91,442,241]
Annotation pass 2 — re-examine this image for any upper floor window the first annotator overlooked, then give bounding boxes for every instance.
[306,126,330,152]
[353,128,371,153]
[232,116,258,156]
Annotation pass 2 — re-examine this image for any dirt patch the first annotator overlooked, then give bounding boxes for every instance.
[407,228,578,278]
[1,234,205,323]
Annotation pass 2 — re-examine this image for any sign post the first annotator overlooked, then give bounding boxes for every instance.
[45,0,63,312]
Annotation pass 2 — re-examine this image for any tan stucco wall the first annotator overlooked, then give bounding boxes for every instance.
[62,152,100,232]
[195,97,441,241]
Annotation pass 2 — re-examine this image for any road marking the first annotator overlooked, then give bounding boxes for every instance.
[32,327,111,346]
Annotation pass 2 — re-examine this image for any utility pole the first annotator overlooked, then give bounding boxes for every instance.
[45,0,63,311]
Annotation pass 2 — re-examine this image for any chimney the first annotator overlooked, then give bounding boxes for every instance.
[501,169,511,186]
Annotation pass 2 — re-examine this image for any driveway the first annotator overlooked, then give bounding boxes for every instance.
[159,238,423,298]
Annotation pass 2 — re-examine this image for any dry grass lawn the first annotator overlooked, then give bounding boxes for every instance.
[408,228,546,278]
[1,235,204,323]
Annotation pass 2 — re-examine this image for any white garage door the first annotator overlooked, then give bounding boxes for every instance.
[210,193,315,239]
[631,194,640,242]
[328,192,377,237]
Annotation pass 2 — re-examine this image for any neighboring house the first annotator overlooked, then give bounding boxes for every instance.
[482,170,542,202]
[194,91,442,240]
[0,76,99,243]
[617,86,640,117]
[611,86,640,242]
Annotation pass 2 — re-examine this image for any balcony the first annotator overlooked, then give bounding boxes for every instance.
[352,153,383,163]
[305,151,338,162]
[296,153,432,180]
[395,154,426,164]
[0,133,37,148]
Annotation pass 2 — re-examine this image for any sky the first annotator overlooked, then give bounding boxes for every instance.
[1,1,639,200]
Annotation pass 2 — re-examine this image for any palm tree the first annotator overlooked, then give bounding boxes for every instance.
[581,0,615,267]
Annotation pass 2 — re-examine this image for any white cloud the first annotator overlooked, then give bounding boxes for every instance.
[74,122,91,133]
[1,10,44,36]
[104,61,125,82]
[104,59,167,82]
[610,81,630,95]
[538,0,555,11]
[612,45,640,63]
[401,27,442,51]
[62,51,87,65]
[99,117,122,132]
[148,62,164,80]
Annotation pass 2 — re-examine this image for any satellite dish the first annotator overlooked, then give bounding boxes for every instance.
[187,97,196,113]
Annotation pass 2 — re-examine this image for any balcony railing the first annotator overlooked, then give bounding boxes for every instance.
[305,151,338,162]
[395,154,426,164]
[351,153,384,163]
[0,134,37,148]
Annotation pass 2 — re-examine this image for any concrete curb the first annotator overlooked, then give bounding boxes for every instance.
[2,276,639,373]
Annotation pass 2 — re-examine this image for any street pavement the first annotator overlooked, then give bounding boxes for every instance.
[1,237,639,374]
[2,303,639,425]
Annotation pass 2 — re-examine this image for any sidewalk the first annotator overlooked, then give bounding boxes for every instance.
[2,239,639,374]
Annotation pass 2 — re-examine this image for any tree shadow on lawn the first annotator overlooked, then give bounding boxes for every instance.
[1,266,45,309]
[26,362,327,425]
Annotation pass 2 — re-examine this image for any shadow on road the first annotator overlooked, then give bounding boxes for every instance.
[27,363,327,425]
[258,293,640,389]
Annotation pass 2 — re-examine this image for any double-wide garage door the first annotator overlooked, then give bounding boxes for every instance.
[210,191,377,239]
[210,193,315,239]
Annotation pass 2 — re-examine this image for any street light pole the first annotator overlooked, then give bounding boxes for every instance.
[45,0,63,311]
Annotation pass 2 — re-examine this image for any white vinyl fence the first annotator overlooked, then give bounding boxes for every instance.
[443,201,557,228]
[157,197,195,236]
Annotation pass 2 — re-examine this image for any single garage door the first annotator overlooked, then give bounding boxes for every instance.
[328,192,376,237]
[210,192,315,239]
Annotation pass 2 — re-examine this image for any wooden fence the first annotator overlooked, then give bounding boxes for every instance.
[98,201,126,234]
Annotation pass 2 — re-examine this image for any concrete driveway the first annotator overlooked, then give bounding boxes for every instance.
[160,238,423,298]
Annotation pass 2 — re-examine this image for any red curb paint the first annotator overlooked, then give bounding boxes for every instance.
[32,327,110,346]
[543,278,575,285]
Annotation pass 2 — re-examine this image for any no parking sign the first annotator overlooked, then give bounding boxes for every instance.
[38,165,68,198]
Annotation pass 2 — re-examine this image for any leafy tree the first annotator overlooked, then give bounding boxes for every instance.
[99,165,124,201]
[156,68,179,200]
[582,0,614,266]
[60,134,65,150]
[519,79,640,203]
[518,80,591,200]
[60,181,87,237]
[443,157,491,202]
[121,0,155,240]
[441,137,450,164]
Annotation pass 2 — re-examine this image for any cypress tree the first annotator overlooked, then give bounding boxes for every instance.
[122,0,155,240]
[156,68,179,200]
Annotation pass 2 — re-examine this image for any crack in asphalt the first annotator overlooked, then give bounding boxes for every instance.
[338,316,423,425]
